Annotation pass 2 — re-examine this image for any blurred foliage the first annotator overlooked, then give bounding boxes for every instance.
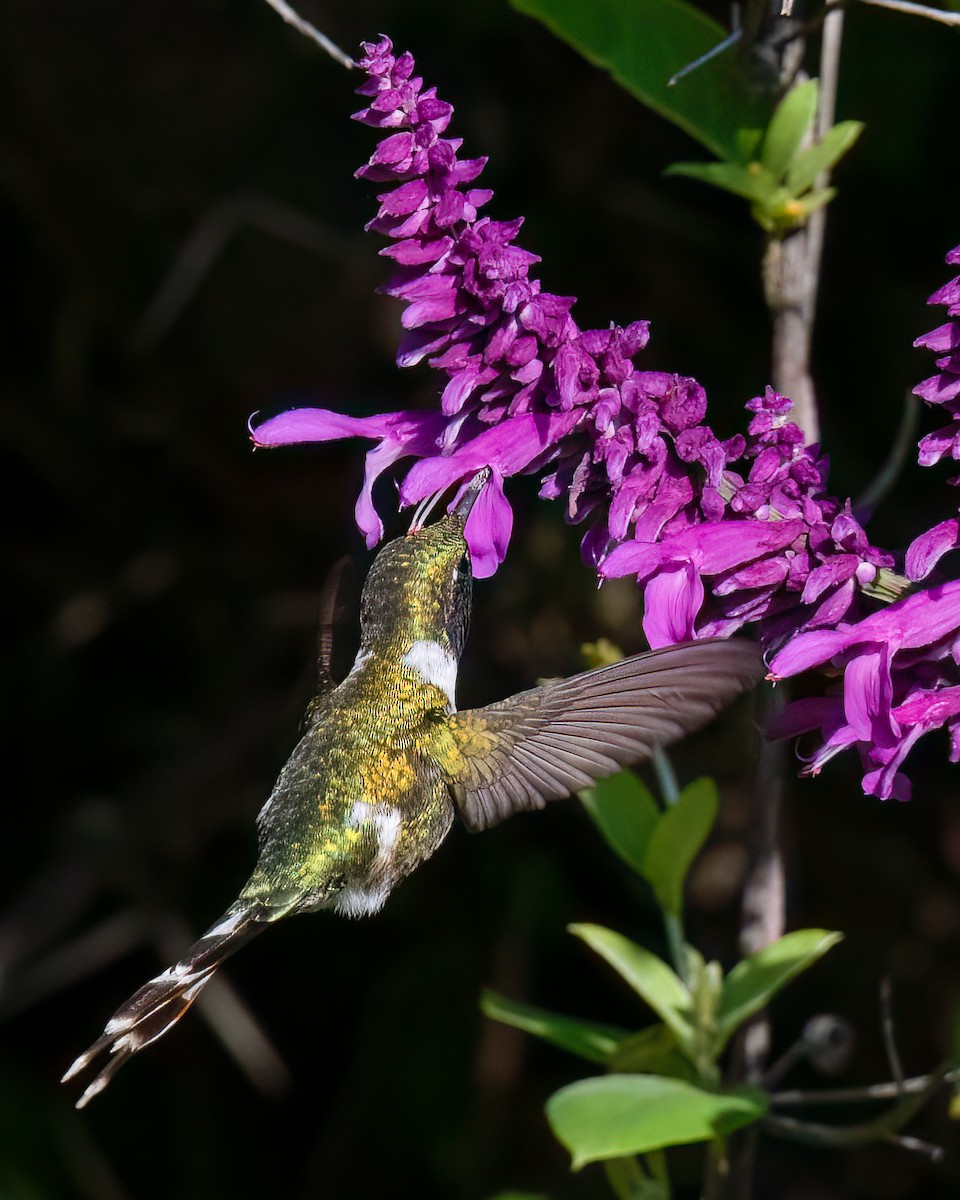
[3,1,960,1198]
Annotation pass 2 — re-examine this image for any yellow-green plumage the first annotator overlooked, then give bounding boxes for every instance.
[242,640,460,918]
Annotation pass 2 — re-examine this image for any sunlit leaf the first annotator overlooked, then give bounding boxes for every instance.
[580,770,659,875]
[512,0,770,160]
[641,777,719,918]
[569,924,693,1045]
[547,1074,767,1167]
[481,989,626,1064]
[666,159,776,202]
[786,121,864,195]
[716,929,843,1046]
[760,78,818,181]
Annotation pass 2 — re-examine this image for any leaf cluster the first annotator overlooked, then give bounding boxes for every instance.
[513,0,862,234]
[484,770,841,1173]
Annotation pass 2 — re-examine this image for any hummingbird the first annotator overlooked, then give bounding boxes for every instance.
[63,469,761,1108]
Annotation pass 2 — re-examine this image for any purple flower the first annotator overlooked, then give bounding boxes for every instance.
[767,581,960,799]
[251,36,658,576]
[907,245,960,581]
[247,35,960,803]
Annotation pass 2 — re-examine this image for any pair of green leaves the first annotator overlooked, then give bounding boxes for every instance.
[514,0,862,234]
[484,920,841,1167]
[668,80,863,233]
[580,769,715,920]
[483,769,841,1167]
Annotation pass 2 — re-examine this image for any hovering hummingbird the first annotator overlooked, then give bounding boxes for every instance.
[63,469,761,1107]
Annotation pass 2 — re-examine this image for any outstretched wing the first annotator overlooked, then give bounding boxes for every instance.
[446,638,761,831]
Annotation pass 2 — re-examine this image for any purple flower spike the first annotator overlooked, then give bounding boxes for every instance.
[252,35,661,560]
[910,244,960,582]
[246,35,960,803]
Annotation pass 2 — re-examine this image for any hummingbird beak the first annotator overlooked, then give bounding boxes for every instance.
[408,468,491,533]
[452,468,491,521]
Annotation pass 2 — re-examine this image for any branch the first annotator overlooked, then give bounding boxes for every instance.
[850,0,960,25]
[260,0,355,68]
[771,1066,960,1108]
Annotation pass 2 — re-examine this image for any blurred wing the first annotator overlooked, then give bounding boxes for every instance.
[316,556,357,693]
[447,638,761,831]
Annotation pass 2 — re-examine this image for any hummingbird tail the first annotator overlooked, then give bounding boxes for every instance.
[62,906,265,1108]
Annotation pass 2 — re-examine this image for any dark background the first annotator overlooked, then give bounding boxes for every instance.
[3,1,960,1197]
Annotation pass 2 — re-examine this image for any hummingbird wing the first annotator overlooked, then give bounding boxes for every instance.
[446,638,761,831]
[316,555,357,694]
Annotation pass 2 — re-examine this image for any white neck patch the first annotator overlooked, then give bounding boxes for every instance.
[402,639,457,708]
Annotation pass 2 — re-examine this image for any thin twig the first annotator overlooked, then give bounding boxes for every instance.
[849,0,960,25]
[764,1066,946,1153]
[879,977,906,1090]
[855,393,920,512]
[0,911,143,1021]
[771,1066,960,1107]
[799,4,844,355]
[885,1132,945,1162]
[260,0,355,67]
[130,196,350,354]
[668,8,743,87]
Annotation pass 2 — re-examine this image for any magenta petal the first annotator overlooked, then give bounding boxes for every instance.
[642,563,704,649]
[462,470,512,578]
[768,626,849,678]
[357,439,405,546]
[252,407,399,446]
[843,644,894,743]
[399,409,583,505]
[599,538,665,580]
[801,555,859,604]
[905,519,959,580]
[670,519,804,574]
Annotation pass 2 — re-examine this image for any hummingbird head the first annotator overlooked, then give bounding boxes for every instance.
[359,470,490,659]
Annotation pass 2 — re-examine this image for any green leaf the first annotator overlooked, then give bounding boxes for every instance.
[580,770,660,875]
[760,78,818,181]
[610,1023,697,1081]
[735,126,764,162]
[641,777,719,918]
[512,0,772,161]
[716,929,843,1045]
[789,187,837,216]
[755,187,837,234]
[569,924,693,1045]
[481,989,626,1064]
[786,121,864,195]
[547,1075,768,1167]
[665,160,776,203]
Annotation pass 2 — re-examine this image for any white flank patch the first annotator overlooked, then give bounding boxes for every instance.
[348,648,371,675]
[349,802,401,857]
[373,807,401,854]
[334,883,390,918]
[402,639,457,707]
[349,800,373,827]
